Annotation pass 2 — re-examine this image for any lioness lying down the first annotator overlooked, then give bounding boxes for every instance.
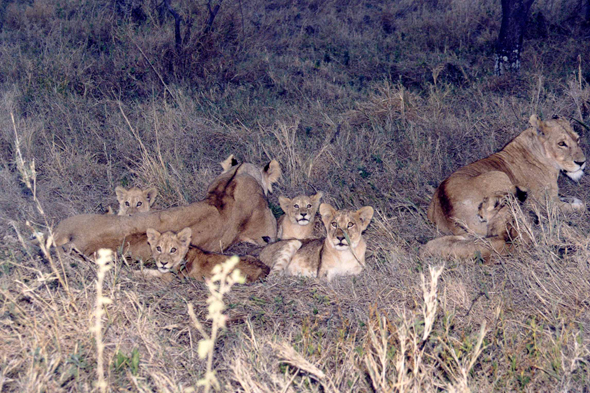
[424,115,585,260]
[54,160,281,259]
[135,227,269,283]
[260,203,374,282]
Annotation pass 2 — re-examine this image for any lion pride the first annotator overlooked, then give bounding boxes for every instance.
[54,160,281,259]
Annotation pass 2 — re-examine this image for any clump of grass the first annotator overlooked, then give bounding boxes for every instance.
[188,256,246,392]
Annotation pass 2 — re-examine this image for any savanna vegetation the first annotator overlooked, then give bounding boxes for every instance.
[1,0,590,391]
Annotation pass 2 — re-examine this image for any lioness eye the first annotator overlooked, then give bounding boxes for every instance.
[137,202,143,207]
[294,204,299,209]
[170,247,177,253]
[125,201,130,206]
[347,222,354,228]
[307,204,312,208]
[331,222,337,228]
[558,141,568,147]
[156,246,162,252]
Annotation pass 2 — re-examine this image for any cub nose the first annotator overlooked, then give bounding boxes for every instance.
[575,160,585,166]
[160,261,169,267]
[336,234,346,242]
[300,212,307,218]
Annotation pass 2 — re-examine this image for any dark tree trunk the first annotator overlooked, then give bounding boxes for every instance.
[494,0,535,76]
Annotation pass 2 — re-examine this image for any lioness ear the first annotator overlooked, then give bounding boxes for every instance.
[220,154,238,172]
[176,227,192,246]
[356,206,374,231]
[144,187,158,206]
[146,228,161,245]
[529,114,545,136]
[115,186,127,203]
[319,203,337,227]
[311,191,324,205]
[278,196,291,212]
[263,160,282,193]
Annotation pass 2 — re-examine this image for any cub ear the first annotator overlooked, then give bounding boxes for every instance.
[311,191,324,205]
[176,227,192,246]
[144,187,158,206]
[278,196,291,212]
[529,114,545,136]
[115,186,127,203]
[356,206,374,231]
[146,228,161,245]
[263,160,282,193]
[319,203,337,227]
[220,154,238,172]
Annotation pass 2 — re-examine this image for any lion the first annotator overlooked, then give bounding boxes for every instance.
[108,186,158,216]
[135,227,269,283]
[277,192,324,240]
[54,159,281,259]
[217,154,279,196]
[259,203,374,282]
[424,115,585,260]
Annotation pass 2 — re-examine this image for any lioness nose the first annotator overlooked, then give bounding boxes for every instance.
[575,160,585,166]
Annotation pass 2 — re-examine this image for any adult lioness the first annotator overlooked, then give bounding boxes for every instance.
[111,186,158,216]
[425,115,585,259]
[54,160,281,259]
[217,154,280,196]
[277,192,324,240]
[260,203,374,282]
[136,227,269,283]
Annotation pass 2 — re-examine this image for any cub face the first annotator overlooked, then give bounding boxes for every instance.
[320,203,374,250]
[115,186,158,216]
[530,115,586,181]
[477,192,509,224]
[279,192,323,226]
[146,227,192,273]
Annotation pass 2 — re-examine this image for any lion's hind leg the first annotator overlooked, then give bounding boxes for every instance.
[420,235,509,263]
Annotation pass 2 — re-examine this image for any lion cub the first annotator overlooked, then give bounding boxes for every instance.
[260,203,374,282]
[109,186,158,216]
[277,192,324,240]
[138,227,269,283]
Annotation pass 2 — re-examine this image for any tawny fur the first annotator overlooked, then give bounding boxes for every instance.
[111,186,158,216]
[260,203,374,282]
[277,192,324,240]
[54,160,281,259]
[136,227,269,283]
[424,115,585,260]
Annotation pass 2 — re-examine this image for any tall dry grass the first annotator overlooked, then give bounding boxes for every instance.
[1,0,590,391]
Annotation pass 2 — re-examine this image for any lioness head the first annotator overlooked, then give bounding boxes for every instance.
[320,203,374,250]
[530,115,586,181]
[279,192,323,226]
[115,186,158,216]
[218,155,281,195]
[146,227,192,273]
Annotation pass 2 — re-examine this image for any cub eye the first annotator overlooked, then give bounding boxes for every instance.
[136,201,143,207]
[294,204,299,209]
[156,246,162,252]
[558,141,568,147]
[331,222,337,228]
[307,204,312,208]
[125,201,130,206]
[347,222,354,228]
[170,247,177,253]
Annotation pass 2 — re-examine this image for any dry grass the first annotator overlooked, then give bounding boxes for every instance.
[1,0,590,391]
